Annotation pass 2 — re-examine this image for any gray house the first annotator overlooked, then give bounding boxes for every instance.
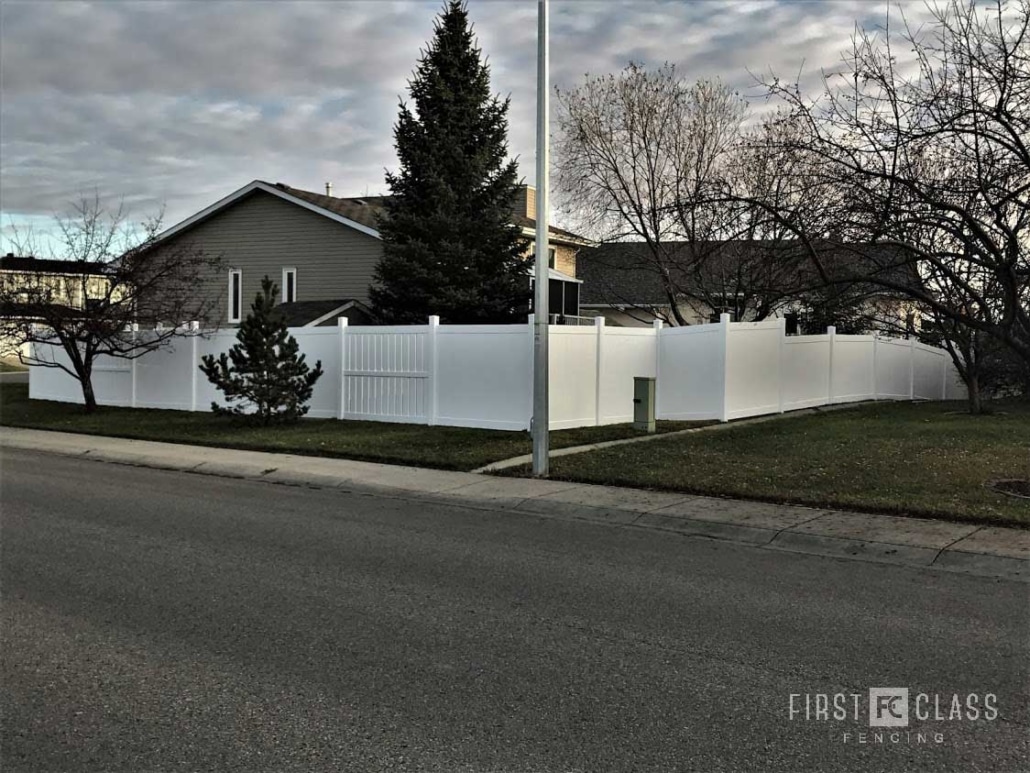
[151,180,591,327]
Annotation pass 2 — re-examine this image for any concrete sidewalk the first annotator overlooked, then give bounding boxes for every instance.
[2,426,1027,580]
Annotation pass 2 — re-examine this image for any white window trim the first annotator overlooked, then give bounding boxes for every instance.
[282,267,297,304]
[228,269,242,324]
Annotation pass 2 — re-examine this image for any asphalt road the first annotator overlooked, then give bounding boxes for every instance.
[2,449,1027,772]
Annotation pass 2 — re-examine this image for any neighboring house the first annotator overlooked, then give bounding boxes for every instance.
[0,254,113,357]
[148,180,593,327]
[578,240,922,333]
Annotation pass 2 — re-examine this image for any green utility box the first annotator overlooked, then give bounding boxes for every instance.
[633,377,656,433]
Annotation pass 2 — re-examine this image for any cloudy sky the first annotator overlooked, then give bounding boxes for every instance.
[1,0,918,249]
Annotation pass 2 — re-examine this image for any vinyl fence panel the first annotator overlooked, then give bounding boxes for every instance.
[548,326,597,430]
[656,323,726,421]
[912,342,947,400]
[434,324,531,430]
[135,334,193,410]
[782,335,832,411]
[724,319,784,420]
[596,324,658,425]
[832,334,876,403]
[875,338,913,400]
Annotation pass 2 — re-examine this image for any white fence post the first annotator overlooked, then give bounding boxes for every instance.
[940,350,948,400]
[777,316,786,413]
[719,313,731,422]
[653,318,663,420]
[337,317,348,420]
[827,325,836,405]
[130,323,139,408]
[428,315,440,426]
[189,321,199,411]
[594,315,605,426]
[872,334,879,401]
[909,337,916,399]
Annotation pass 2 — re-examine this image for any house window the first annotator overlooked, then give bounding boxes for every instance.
[229,269,242,323]
[282,267,297,304]
[531,243,557,270]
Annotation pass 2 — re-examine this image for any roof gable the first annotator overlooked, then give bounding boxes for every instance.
[153,180,383,245]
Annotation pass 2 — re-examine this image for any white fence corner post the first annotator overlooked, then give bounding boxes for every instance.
[130,323,139,408]
[190,321,199,411]
[940,350,948,400]
[652,318,663,420]
[719,313,731,422]
[777,316,786,413]
[428,315,440,426]
[909,336,916,400]
[593,315,605,426]
[827,325,836,405]
[337,317,348,420]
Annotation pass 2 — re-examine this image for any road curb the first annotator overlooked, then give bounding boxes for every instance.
[931,550,1029,580]
[768,531,942,567]
[2,427,1027,582]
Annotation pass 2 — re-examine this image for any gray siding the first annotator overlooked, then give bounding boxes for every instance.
[161,190,383,325]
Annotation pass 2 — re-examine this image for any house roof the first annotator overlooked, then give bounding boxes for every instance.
[153,180,592,247]
[579,240,918,306]
[273,298,376,327]
[280,183,593,245]
[511,215,593,246]
[0,255,109,276]
[272,184,386,232]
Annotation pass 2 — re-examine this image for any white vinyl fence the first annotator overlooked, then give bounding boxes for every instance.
[29,314,966,430]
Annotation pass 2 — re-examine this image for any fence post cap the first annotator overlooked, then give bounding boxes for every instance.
[594,315,605,328]
[337,316,349,328]
[827,325,837,335]
[428,315,440,327]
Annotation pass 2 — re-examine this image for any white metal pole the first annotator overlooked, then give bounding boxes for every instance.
[532,0,550,476]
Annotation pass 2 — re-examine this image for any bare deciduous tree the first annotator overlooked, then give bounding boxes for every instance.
[756,0,1030,410]
[1,193,224,413]
[555,65,846,325]
[555,64,757,325]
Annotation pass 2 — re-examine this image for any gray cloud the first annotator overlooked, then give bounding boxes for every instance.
[1,0,933,237]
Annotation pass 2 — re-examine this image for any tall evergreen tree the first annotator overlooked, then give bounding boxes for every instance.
[370,0,530,324]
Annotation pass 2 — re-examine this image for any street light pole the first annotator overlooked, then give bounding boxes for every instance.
[532,0,550,477]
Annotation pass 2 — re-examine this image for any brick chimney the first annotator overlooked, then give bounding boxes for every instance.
[513,185,536,219]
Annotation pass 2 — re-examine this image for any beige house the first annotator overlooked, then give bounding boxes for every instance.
[0,254,113,357]
[149,180,592,327]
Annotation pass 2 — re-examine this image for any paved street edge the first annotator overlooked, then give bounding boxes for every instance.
[3,427,1027,581]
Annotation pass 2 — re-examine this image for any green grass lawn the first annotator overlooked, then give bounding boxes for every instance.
[506,400,1030,527]
[0,383,706,472]
[0,361,27,373]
